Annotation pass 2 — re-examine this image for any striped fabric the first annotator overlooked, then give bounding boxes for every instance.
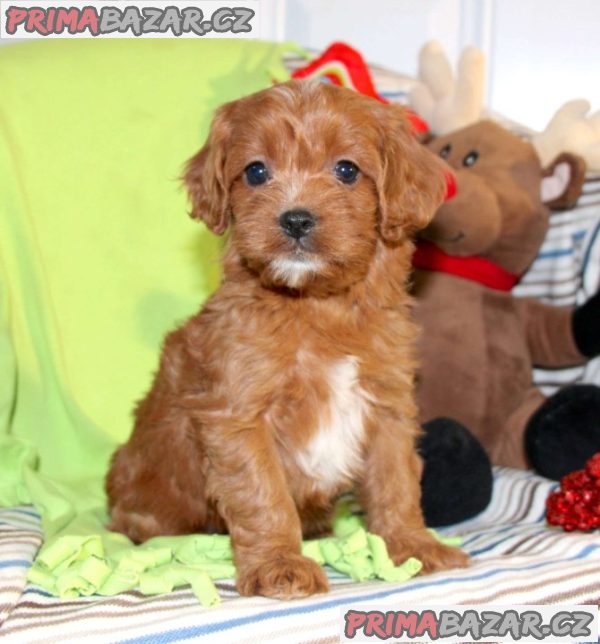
[514,172,600,394]
[0,468,598,643]
[0,508,43,628]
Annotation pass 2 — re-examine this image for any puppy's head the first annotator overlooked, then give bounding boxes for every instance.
[185,80,446,293]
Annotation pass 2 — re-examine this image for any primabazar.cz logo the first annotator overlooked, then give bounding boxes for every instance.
[340,604,599,643]
[0,0,259,38]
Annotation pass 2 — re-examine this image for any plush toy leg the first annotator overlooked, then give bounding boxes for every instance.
[572,291,600,359]
[491,388,546,469]
[419,418,493,527]
[525,384,600,480]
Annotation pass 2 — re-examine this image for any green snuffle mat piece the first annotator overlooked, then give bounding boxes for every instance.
[28,502,461,606]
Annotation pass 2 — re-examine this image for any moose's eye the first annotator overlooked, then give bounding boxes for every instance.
[244,161,269,186]
[334,160,360,184]
[463,150,479,167]
[440,144,452,159]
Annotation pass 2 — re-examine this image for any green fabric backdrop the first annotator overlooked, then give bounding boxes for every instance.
[0,39,291,599]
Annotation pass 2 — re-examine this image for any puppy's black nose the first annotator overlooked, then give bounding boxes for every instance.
[279,209,315,240]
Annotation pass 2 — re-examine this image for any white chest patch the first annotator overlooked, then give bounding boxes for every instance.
[296,357,372,492]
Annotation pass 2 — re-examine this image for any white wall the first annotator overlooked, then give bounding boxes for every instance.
[281,0,465,78]
[3,0,598,130]
[277,0,600,131]
[489,0,600,129]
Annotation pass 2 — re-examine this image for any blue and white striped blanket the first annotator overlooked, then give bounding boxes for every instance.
[515,173,600,394]
[0,468,598,643]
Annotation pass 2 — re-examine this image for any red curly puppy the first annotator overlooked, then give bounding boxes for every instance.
[106,79,468,599]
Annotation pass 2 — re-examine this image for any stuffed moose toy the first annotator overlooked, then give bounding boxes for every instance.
[412,44,600,527]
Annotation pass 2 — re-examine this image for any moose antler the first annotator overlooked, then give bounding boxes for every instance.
[532,100,600,171]
[409,41,486,136]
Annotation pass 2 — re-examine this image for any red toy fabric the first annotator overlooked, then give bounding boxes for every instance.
[291,41,384,101]
[291,41,429,136]
[412,240,521,292]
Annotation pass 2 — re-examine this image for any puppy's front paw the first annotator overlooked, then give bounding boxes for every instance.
[388,534,469,574]
[237,553,329,599]
[416,540,469,574]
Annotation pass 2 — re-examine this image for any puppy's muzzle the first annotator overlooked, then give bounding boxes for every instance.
[279,209,316,240]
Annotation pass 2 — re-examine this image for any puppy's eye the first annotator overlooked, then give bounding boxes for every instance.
[334,160,360,184]
[463,150,479,167]
[244,161,269,186]
[440,144,451,159]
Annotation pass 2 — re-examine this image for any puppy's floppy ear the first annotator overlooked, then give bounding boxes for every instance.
[184,103,234,235]
[376,105,447,242]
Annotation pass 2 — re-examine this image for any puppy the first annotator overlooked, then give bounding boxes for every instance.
[106,79,468,599]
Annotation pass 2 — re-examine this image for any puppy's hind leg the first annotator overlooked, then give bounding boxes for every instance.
[298,500,335,539]
[106,412,218,543]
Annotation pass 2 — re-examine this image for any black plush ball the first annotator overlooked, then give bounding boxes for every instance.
[419,417,493,527]
[525,384,600,480]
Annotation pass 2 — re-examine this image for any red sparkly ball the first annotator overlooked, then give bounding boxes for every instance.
[585,453,600,479]
[546,452,600,532]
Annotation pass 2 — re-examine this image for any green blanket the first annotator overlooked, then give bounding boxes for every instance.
[0,40,449,605]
